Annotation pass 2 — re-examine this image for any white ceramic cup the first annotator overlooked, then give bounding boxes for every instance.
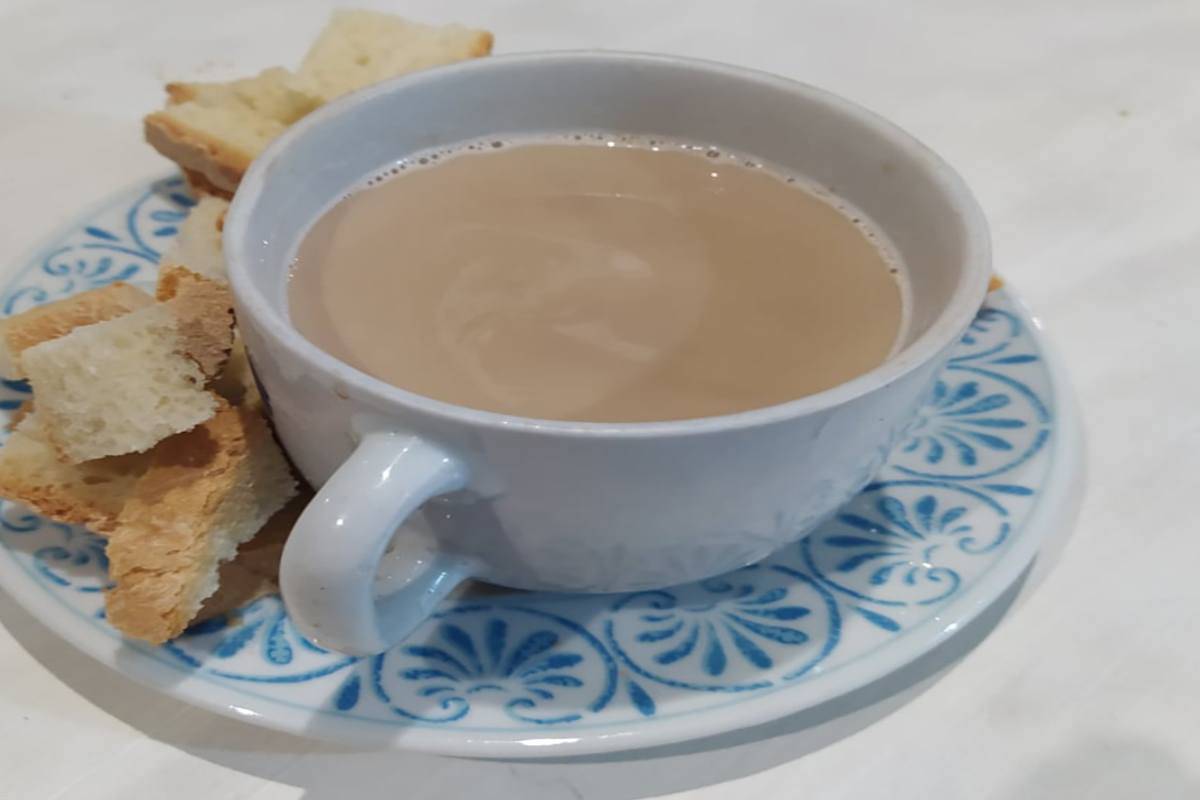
[224,52,990,656]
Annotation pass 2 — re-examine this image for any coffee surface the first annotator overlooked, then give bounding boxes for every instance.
[289,139,904,421]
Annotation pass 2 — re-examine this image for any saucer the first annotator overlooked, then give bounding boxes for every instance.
[0,176,1082,758]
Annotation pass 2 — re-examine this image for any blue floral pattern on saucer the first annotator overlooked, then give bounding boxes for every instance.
[0,178,1060,753]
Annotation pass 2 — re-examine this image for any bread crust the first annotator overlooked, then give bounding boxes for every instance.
[158,267,236,378]
[105,403,298,643]
[0,413,150,534]
[165,81,198,104]
[469,30,495,58]
[180,167,234,200]
[145,14,494,194]
[144,112,249,196]
[193,491,309,622]
[0,282,153,379]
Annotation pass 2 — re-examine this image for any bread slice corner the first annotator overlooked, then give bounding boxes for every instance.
[144,68,322,196]
[0,412,151,534]
[0,282,153,379]
[157,195,230,286]
[298,10,494,101]
[143,108,257,197]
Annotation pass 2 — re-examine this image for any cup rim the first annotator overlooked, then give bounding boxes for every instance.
[225,50,991,439]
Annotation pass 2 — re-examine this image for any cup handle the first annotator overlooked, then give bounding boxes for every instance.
[280,431,470,655]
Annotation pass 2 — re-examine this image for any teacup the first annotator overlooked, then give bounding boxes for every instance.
[224,52,990,655]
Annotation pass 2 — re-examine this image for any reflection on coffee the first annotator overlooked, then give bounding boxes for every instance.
[288,136,906,421]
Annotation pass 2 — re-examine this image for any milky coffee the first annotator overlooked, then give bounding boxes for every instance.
[288,137,905,422]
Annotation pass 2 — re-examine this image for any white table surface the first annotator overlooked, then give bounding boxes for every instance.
[2,1,1199,797]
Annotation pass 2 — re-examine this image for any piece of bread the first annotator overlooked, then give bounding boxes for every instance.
[157,196,230,285]
[211,334,261,409]
[153,269,236,378]
[166,67,322,122]
[7,399,31,430]
[0,324,266,536]
[181,167,233,201]
[297,10,493,101]
[144,68,322,196]
[105,402,298,643]
[193,490,309,622]
[0,412,150,534]
[0,283,153,379]
[21,282,234,463]
[144,12,493,194]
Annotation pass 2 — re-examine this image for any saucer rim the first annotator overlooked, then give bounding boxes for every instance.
[0,178,1083,758]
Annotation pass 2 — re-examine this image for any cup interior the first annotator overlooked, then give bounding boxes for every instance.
[227,51,989,423]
